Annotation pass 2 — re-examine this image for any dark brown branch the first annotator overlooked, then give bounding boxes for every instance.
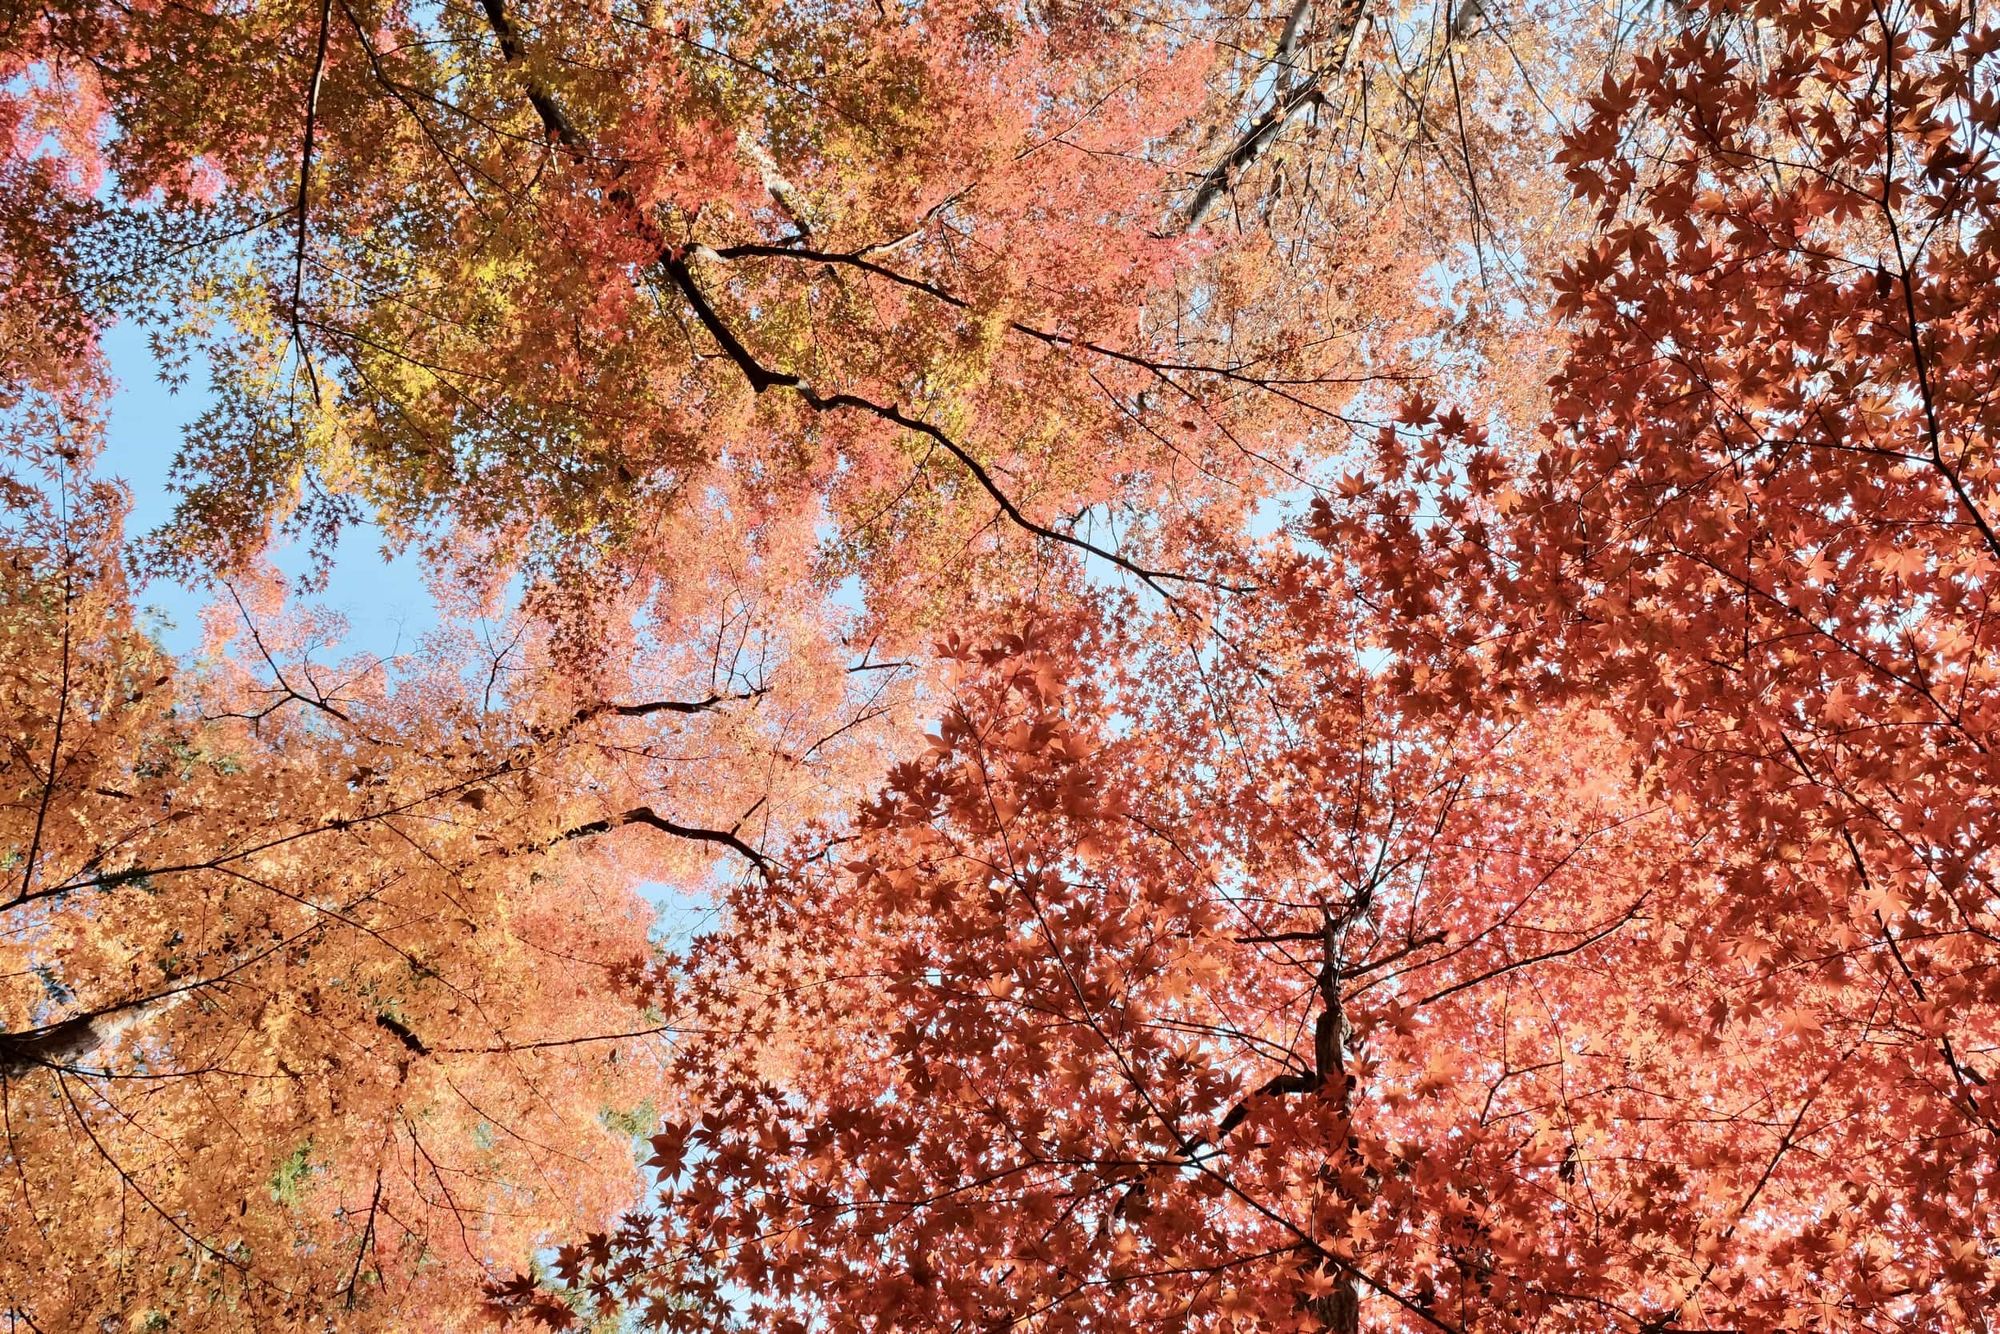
[1410,895,1647,1010]
[1235,930,1447,989]
[436,1021,686,1054]
[1213,1070,1319,1138]
[557,805,771,877]
[9,764,524,914]
[660,255,1238,595]
[704,240,1386,407]
[1211,900,1365,1142]
[374,1011,430,1057]
[1841,827,1995,1126]
[1874,9,2000,567]
[570,686,768,726]
[478,0,586,149]
[292,0,334,403]
[56,1076,252,1274]
[212,583,357,727]
[342,1171,384,1309]
[17,567,71,909]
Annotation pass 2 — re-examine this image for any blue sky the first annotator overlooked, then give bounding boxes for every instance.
[97,320,442,663]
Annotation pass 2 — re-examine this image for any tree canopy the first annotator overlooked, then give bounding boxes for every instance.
[3,0,1998,1331]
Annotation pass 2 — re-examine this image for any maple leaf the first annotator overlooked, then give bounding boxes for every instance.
[1397,394,1440,426]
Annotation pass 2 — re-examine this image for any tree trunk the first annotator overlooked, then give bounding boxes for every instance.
[1306,1282,1361,1333]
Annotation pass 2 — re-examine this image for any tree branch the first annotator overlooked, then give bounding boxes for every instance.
[660,254,1238,594]
[292,0,334,404]
[570,686,768,727]
[0,991,186,1079]
[477,0,586,149]
[1178,0,1370,231]
[556,805,771,877]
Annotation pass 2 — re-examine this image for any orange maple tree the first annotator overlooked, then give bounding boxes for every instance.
[0,448,894,1327]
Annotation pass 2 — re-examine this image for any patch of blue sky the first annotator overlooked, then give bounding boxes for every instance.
[640,877,728,946]
[98,320,448,665]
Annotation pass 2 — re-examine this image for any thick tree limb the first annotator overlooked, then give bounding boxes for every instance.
[556,805,771,877]
[374,1011,431,1057]
[0,993,186,1077]
[1211,899,1364,1141]
[570,686,768,726]
[478,0,585,149]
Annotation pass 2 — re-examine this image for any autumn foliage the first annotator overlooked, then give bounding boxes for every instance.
[2,0,1999,1330]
